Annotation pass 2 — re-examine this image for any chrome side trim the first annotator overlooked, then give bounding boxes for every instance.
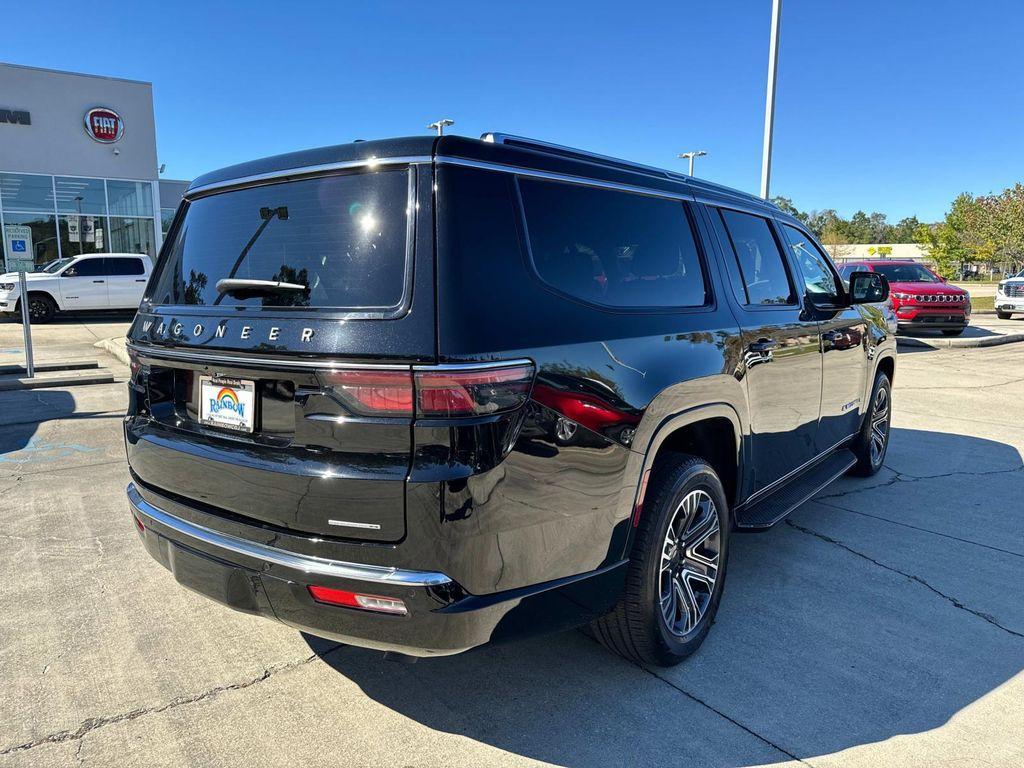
[186,155,432,198]
[739,433,859,508]
[127,484,452,587]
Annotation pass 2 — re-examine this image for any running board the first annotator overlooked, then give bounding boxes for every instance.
[735,449,857,531]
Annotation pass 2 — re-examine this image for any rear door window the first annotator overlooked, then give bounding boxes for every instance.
[105,257,146,276]
[517,178,707,309]
[148,170,411,313]
[717,209,796,306]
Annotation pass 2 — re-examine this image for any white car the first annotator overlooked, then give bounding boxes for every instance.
[996,268,1024,319]
[0,253,152,323]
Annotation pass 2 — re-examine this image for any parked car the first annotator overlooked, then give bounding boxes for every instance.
[838,260,970,335]
[124,134,895,667]
[0,253,152,323]
[995,268,1024,319]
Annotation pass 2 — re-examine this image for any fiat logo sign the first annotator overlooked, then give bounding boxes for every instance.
[84,107,124,143]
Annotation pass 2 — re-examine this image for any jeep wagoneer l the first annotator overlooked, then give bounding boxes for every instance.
[125,134,894,666]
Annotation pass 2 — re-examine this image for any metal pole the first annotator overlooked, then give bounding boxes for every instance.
[760,0,782,199]
[18,271,34,378]
[688,155,695,176]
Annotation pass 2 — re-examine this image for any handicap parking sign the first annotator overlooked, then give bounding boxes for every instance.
[11,239,26,252]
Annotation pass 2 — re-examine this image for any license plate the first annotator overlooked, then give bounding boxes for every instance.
[199,376,256,433]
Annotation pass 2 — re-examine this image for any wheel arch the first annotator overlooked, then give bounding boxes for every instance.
[619,403,744,560]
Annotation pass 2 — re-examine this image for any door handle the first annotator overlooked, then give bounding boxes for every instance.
[92,280,105,284]
[748,339,779,353]
[135,279,146,282]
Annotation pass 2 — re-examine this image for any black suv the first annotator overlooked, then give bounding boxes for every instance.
[125,134,895,666]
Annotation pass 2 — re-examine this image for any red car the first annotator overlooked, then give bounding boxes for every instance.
[839,260,971,336]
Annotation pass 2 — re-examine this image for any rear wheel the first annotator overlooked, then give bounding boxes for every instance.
[997,311,1012,320]
[591,455,729,667]
[850,371,891,476]
[941,328,965,336]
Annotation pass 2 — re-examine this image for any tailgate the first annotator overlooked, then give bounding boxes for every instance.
[125,161,436,542]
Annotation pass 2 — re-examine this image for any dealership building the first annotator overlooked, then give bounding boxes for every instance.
[0,63,188,272]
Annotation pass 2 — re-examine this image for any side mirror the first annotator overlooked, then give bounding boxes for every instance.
[939,275,948,283]
[848,271,888,304]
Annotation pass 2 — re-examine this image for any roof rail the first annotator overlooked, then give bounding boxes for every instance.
[482,132,675,180]
[481,132,772,207]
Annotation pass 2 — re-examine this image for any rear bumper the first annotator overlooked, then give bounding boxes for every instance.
[127,483,624,656]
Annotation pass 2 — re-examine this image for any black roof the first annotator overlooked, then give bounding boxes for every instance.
[187,134,778,215]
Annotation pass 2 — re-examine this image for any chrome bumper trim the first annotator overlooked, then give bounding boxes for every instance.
[127,483,452,587]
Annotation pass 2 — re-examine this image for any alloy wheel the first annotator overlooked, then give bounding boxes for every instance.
[29,298,50,322]
[660,489,721,637]
[869,385,890,466]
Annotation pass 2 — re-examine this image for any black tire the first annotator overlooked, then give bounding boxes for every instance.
[996,311,1012,320]
[591,455,730,667]
[17,293,57,324]
[850,370,892,477]
[941,328,965,336]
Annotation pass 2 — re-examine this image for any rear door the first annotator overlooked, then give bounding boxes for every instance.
[704,205,822,494]
[105,256,149,308]
[126,163,435,542]
[58,257,108,309]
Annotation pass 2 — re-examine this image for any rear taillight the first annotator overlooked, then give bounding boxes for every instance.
[127,347,142,378]
[320,369,414,417]
[320,363,534,419]
[307,585,408,615]
[415,364,534,417]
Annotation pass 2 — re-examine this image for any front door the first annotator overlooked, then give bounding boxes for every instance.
[58,257,108,309]
[105,256,149,308]
[779,224,868,449]
[705,206,823,494]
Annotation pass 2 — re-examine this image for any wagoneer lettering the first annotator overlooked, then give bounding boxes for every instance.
[124,133,896,665]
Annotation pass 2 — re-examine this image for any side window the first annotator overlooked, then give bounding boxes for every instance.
[782,224,839,299]
[66,258,105,277]
[518,178,707,309]
[717,209,795,306]
[105,257,145,276]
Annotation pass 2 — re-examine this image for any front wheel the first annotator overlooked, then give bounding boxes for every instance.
[997,311,1012,320]
[17,293,57,324]
[850,371,892,476]
[941,328,965,336]
[591,455,729,667]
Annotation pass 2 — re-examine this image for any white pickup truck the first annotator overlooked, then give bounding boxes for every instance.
[0,253,151,323]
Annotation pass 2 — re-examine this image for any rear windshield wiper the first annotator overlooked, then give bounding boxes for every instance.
[215,278,307,296]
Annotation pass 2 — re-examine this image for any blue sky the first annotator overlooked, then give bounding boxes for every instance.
[8,0,1022,221]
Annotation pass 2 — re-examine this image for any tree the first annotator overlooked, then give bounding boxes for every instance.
[819,226,855,262]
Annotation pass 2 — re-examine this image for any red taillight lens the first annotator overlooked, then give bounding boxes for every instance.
[307,585,408,615]
[319,363,535,419]
[133,514,145,534]
[320,369,414,417]
[127,348,142,378]
[414,364,535,417]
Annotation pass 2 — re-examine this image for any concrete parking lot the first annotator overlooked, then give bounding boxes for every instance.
[1,327,1022,767]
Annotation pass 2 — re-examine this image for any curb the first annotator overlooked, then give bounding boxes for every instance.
[94,337,130,366]
[897,332,1024,350]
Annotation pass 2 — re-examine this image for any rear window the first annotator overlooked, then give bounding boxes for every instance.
[518,178,707,309]
[148,170,410,312]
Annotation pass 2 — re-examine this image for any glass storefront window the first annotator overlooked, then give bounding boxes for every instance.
[54,177,107,215]
[109,216,156,258]
[0,173,55,213]
[58,214,109,257]
[2,212,60,270]
[161,207,177,236]
[107,180,154,217]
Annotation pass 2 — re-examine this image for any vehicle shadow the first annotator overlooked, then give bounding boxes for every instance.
[304,427,1023,767]
[0,310,136,325]
[899,325,997,339]
[0,389,106,465]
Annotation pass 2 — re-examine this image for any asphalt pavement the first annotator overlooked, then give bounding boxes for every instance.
[0,323,1021,767]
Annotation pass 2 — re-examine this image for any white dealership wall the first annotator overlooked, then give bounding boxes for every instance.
[0,63,187,269]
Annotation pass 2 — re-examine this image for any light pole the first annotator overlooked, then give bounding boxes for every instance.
[760,0,783,199]
[678,150,707,176]
[427,119,454,136]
